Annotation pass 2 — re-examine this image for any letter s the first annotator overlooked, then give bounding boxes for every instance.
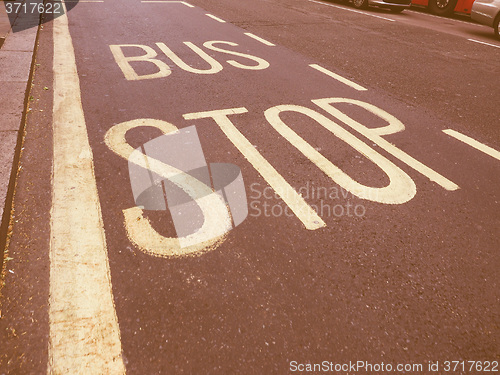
[203,41,270,70]
[104,119,232,258]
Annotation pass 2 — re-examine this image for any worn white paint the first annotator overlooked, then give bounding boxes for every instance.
[203,41,271,70]
[313,98,459,191]
[104,119,232,257]
[468,39,500,49]
[183,108,326,230]
[156,42,223,74]
[109,44,171,80]
[264,104,417,204]
[49,2,125,373]
[244,32,276,46]
[141,0,194,7]
[308,0,396,21]
[444,129,500,161]
[206,13,226,23]
[309,64,367,91]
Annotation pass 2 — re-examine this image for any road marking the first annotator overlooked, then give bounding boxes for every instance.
[110,44,172,80]
[206,13,226,23]
[308,0,396,22]
[110,41,270,80]
[443,129,500,161]
[468,39,500,49]
[406,8,478,25]
[105,119,232,257]
[265,104,417,204]
[244,32,276,46]
[49,2,125,373]
[309,64,367,91]
[314,98,459,191]
[203,41,271,70]
[184,108,326,230]
[156,42,223,74]
[141,0,194,7]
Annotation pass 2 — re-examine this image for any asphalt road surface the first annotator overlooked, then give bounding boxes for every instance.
[1,0,499,373]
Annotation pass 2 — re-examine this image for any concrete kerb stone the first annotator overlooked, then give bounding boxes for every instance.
[0,3,13,48]
[0,131,19,222]
[0,5,39,256]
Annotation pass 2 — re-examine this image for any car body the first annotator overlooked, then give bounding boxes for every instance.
[352,0,411,12]
[471,0,500,38]
[411,0,475,15]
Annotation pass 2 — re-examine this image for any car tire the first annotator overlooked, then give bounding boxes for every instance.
[389,7,405,12]
[428,0,457,16]
[352,0,369,9]
[494,14,500,39]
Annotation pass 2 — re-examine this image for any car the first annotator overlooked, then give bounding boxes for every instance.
[351,0,412,12]
[471,0,500,39]
[411,0,475,16]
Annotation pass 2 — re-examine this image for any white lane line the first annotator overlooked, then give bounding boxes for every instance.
[309,64,367,91]
[206,13,226,23]
[443,129,500,161]
[468,38,500,49]
[244,32,276,46]
[308,0,396,22]
[49,1,125,374]
[141,0,194,6]
[406,8,476,25]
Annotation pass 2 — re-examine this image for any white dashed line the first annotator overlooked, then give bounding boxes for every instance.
[206,13,226,23]
[309,64,367,91]
[244,32,276,46]
[406,8,476,25]
[49,1,125,373]
[141,0,194,7]
[444,129,500,161]
[468,38,500,49]
[308,0,396,22]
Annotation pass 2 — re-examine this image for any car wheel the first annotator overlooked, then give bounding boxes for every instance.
[428,0,457,16]
[494,14,500,39]
[352,0,369,9]
[389,6,405,12]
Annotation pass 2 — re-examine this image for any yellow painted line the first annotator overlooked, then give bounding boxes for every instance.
[309,64,367,91]
[206,13,226,23]
[244,32,275,46]
[468,39,500,49]
[443,129,500,161]
[49,1,125,373]
[141,0,194,7]
[184,108,326,230]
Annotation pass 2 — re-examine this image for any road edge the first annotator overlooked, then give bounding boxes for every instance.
[0,12,41,296]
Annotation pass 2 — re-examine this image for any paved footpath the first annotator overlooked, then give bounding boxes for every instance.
[0,0,39,256]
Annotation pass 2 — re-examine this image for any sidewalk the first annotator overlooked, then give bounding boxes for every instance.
[0,3,39,253]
